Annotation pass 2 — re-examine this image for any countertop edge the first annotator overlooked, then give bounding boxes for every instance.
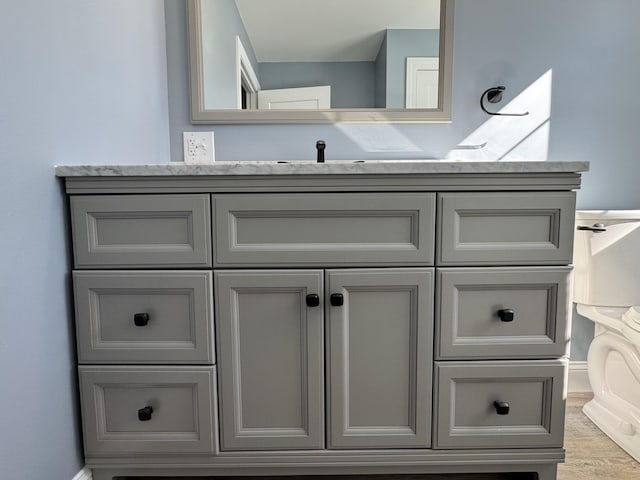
[54,161,590,177]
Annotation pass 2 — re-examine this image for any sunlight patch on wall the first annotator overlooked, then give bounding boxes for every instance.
[448,69,553,161]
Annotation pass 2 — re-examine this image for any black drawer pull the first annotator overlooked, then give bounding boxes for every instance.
[138,406,154,421]
[306,294,320,307]
[497,309,514,322]
[330,293,344,307]
[134,313,150,326]
[493,400,510,415]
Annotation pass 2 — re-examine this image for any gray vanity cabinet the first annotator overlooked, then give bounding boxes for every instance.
[59,162,586,480]
[433,192,574,454]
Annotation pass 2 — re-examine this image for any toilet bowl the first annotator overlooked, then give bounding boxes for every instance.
[574,211,640,462]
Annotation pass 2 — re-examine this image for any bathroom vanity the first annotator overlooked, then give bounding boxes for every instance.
[56,160,587,480]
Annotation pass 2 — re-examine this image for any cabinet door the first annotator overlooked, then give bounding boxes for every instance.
[215,270,324,450]
[327,268,434,448]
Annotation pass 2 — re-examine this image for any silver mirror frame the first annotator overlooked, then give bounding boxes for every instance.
[187,0,454,124]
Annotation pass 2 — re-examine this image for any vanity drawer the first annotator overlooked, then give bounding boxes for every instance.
[436,267,571,359]
[212,193,435,267]
[79,366,217,455]
[437,192,575,265]
[73,271,214,364]
[434,361,566,449]
[71,194,211,268]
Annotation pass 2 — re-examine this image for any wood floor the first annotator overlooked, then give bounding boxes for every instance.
[558,393,638,480]
[126,393,638,480]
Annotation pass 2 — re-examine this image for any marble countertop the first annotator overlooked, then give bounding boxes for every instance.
[55,160,589,177]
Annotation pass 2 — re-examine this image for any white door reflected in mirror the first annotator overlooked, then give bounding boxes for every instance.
[258,86,332,110]
[406,57,439,108]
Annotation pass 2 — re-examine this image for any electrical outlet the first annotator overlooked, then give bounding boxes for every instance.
[183,132,215,163]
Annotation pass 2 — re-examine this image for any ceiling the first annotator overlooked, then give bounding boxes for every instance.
[234,0,441,63]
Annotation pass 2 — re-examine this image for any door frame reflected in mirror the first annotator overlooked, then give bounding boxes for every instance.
[187,0,454,124]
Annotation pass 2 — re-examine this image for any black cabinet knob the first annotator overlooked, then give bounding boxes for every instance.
[493,400,510,415]
[306,294,320,307]
[497,309,514,322]
[138,406,154,421]
[330,293,344,307]
[134,313,150,326]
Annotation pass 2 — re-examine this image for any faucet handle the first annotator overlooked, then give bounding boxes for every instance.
[316,140,326,163]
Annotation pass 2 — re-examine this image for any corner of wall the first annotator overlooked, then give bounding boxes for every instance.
[71,466,92,480]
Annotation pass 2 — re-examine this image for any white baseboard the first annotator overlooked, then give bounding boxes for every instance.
[568,361,592,393]
[72,467,92,480]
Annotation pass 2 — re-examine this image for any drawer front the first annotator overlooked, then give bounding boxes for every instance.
[79,366,217,455]
[437,267,571,359]
[212,193,435,267]
[71,194,211,268]
[438,192,576,265]
[74,271,214,364]
[434,361,566,449]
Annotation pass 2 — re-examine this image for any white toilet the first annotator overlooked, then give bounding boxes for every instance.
[573,210,640,462]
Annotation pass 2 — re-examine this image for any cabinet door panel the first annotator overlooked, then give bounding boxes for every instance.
[438,192,575,265]
[434,361,566,448]
[71,194,211,268]
[213,193,435,267]
[215,270,324,450]
[437,267,572,359]
[327,268,434,448]
[74,271,214,364]
[79,366,217,455]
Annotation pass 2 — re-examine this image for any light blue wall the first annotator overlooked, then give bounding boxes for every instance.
[258,62,376,108]
[166,0,640,193]
[167,0,640,360]
[200,0,258,109]
[374,34,388,108]
[0,1,170,479]
[384,29,440,108]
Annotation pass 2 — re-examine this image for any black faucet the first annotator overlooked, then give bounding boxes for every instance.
[316,140,326,163]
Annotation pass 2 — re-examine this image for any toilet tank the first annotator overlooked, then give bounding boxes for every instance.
[574,210,640,307]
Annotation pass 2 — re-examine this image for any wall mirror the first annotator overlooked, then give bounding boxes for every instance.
[187,0,454,124]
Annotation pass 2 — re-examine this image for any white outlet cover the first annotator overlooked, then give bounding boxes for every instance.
[183,132,215,163]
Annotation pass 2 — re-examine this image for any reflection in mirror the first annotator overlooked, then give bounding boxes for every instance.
[187,0,454,123]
